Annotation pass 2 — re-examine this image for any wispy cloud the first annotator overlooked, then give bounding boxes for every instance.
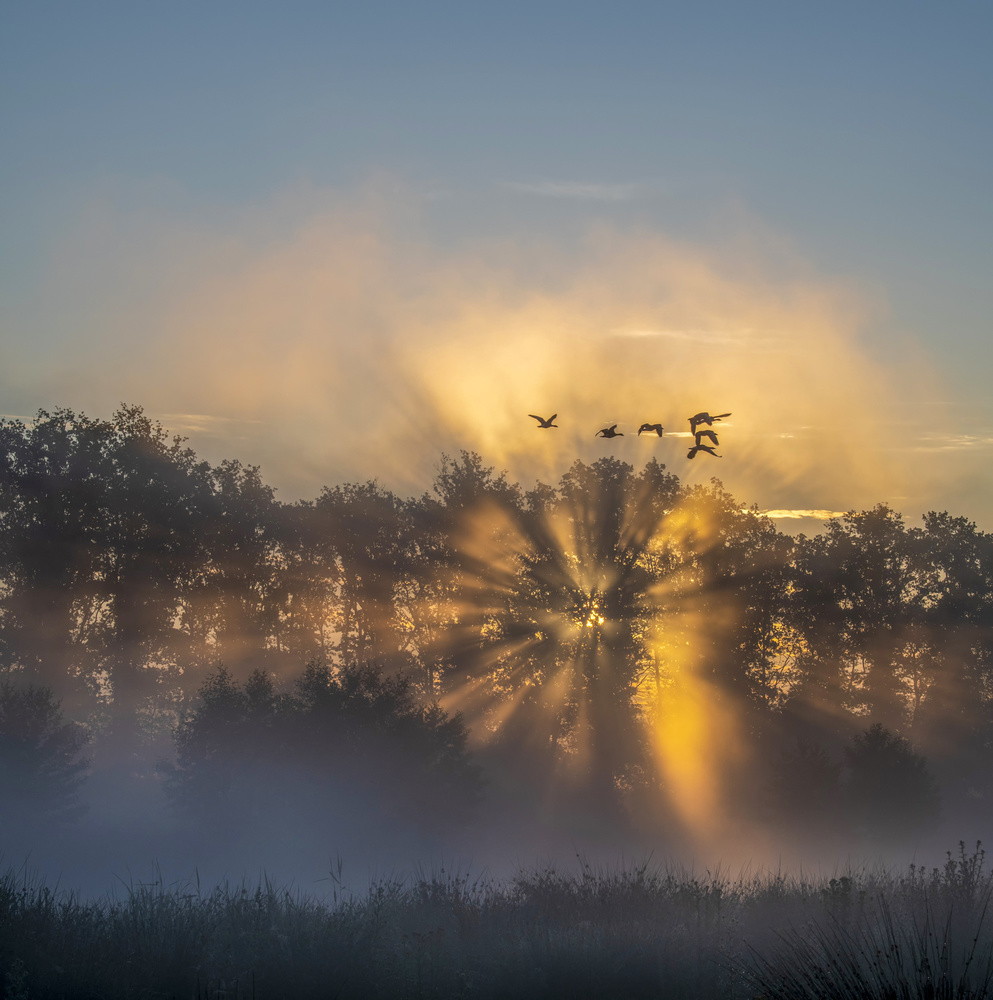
[911,433,993,452]
[157,412,263,434]
[756,509,848,520]
[501,180,646,202]
[610,327,787,350]
[7,175,939,510]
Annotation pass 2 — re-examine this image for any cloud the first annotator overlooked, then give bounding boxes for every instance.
[911,433,993,452]
[610,327,788,350]
[1,176,946,515]
[156,413,263,436]
[756,509,849,520]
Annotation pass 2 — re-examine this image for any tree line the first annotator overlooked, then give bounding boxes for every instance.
[2,404,991,843]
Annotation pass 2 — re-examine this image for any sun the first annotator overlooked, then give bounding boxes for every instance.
[422,453,786,841]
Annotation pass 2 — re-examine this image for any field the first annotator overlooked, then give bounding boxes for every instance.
[2,844,991,999]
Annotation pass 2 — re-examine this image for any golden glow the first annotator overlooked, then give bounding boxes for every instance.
[650,664,743,837]
[33,178,954,843]
[415,463,769,841]
[46,177,940,513]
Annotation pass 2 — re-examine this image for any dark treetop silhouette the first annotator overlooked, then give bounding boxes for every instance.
[3,405,993,847]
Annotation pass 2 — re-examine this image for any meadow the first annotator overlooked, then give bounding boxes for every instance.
[2,844,991,999]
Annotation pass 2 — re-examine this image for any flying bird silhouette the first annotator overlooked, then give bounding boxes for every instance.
[688,411,731,434]
[637,423,664,437]
[595,425,624,438]
[529,414,558,428]
[687,444,722,459]
[694,429,719,446]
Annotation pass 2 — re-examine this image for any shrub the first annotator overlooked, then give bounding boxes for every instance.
[844,723,940,844]
[0,681,89,823]
[164,661,483,840]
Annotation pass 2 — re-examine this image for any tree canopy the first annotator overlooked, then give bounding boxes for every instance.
[166,661,482,841]
[3,406,993,843]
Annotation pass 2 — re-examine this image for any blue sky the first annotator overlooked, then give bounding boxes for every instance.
[2,2,991,524]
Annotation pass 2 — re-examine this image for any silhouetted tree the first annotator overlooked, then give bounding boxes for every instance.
[279,499,343,664]
[453,457,684,821]
[95,405,217,746]
[0,681,89,823]
[790,506,933,729]
[10,401,993,841]
[314,482,416,666]
[843,722,939,844]
[290,660,482,830]
[0,406,218,743]
[0,409,112,711]
[911,512,993,755]
[179,458,287,675]
[166,661,482,839]
[405,451,526,697]
[665,480,795,714]
[763,739,844,844]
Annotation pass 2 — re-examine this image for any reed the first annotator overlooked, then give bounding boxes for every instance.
[1,845,988,999]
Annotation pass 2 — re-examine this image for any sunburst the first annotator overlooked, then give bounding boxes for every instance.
[406,456,791,841]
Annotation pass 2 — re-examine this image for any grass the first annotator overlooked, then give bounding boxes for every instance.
[744,844,993,1000]
[0,845,990,999]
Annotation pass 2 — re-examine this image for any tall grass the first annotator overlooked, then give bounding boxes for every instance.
[744,843,993,1000]
[0,845,989,999]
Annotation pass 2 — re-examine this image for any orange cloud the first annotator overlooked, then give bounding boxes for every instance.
[18,177,941,509]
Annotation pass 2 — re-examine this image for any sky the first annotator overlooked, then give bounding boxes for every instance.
[2,2,991,528]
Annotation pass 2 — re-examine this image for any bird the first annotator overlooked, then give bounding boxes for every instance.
[694,429,719,446]
[687,444,722,459]
[595,424,623,438]
[688,411,731,434]
[529,414,558,428]
[637,423,664,437]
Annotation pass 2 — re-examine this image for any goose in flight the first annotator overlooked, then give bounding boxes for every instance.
[595,424,624,438]
[529,413,558,428]
[694,429,719,446]
[637,423,664,437]
[687,444,722,459]
[688,411,731,434]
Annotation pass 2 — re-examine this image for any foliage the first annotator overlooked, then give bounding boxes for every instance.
[764,739,844,842]
[2,847,991,999]
[746,843,993,1000]
[844,722,940,843]
[165,662,483,838]
[4,404,993,840]
[0,681,89,823]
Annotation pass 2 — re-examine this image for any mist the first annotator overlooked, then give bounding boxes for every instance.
[3,406,992,902]
[2,178,963,519]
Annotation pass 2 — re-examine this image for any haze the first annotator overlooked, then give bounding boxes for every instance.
[2,1,992,902]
